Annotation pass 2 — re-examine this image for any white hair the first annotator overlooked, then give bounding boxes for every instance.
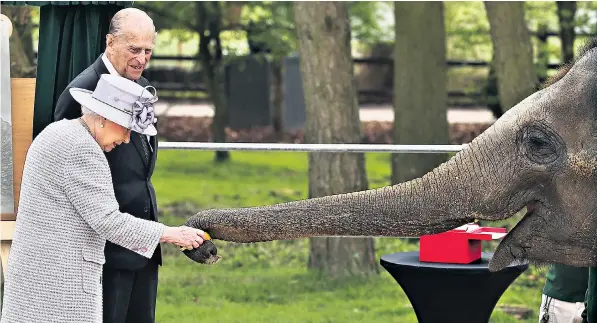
[108,8,157,42]
[81,105,98,117]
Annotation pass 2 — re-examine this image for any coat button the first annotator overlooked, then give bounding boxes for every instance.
[144,207,148,213]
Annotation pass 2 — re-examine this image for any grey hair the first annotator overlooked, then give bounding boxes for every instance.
[108,8,157,41]
[81,105,98,117]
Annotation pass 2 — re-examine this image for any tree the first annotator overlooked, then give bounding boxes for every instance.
[293,1,377,277]
[196,2,229,162]
[484,1,538,111]
[391,1,450,185]
[556,1,577,64]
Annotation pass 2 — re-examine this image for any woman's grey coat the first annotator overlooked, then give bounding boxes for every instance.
[0,119,165,323]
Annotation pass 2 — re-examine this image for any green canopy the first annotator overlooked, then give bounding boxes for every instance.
[2,1,132,137]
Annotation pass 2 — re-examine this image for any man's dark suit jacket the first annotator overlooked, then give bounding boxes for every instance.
[54,55,162,270]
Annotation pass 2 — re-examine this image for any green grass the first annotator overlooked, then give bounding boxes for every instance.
[152,150,545,322]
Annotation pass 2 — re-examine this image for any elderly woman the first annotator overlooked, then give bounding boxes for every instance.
[0,74,208,323]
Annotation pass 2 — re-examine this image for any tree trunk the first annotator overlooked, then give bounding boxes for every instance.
[391,2,450,185]
[485,52,503,119]
[196,2,229,162]
[484,1,538,111]
[293,1,378,278]
[556,1,577,64]
[270,58,283,133]
[536,23,550,84]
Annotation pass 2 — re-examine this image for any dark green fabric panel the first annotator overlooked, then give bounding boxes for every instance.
[32,3,125,137]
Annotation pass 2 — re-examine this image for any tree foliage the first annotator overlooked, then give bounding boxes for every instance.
[134,0,597,67]
[136,1,387,59]
[575,1,597,34]
[444,2,492,61]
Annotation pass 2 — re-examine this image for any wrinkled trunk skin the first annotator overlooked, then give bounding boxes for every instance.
[185,107,525,241]
[184,119,530,270]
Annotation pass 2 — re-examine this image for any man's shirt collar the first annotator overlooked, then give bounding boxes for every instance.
[102,52,120,76]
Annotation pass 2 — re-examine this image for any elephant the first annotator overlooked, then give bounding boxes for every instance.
[182,39,597,273]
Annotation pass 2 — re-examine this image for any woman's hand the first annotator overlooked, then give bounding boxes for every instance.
[160,226,209,250]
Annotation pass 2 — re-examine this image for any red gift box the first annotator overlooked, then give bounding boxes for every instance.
[419,223,507,264]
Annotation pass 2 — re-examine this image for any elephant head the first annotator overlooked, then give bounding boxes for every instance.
[184,39,597,272]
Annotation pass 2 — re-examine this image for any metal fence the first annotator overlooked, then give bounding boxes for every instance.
[158,142,467,154]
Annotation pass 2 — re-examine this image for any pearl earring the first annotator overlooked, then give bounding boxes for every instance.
[100,123,104,128]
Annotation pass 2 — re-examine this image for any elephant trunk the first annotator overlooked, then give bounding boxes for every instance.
[186,123,521,243]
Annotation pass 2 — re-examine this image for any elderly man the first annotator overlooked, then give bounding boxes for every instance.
[54,7,162,323]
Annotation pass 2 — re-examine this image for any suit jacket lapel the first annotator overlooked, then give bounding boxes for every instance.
[131,131,150,170]
[91,55,109,79]
[148,135,158,177]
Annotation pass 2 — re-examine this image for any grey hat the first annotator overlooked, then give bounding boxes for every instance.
[69,74,158,136]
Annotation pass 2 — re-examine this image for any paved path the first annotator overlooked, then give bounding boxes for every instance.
[155,102,497,124]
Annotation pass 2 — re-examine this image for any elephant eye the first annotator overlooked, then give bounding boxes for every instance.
[519,124,563,164]
[529,136,554,155]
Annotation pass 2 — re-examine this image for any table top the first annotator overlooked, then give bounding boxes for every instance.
[380,251,528,272]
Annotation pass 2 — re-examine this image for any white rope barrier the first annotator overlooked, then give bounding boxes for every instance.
[158,142,467,153]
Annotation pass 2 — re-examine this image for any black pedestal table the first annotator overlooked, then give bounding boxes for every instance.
[380,251,528,323]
